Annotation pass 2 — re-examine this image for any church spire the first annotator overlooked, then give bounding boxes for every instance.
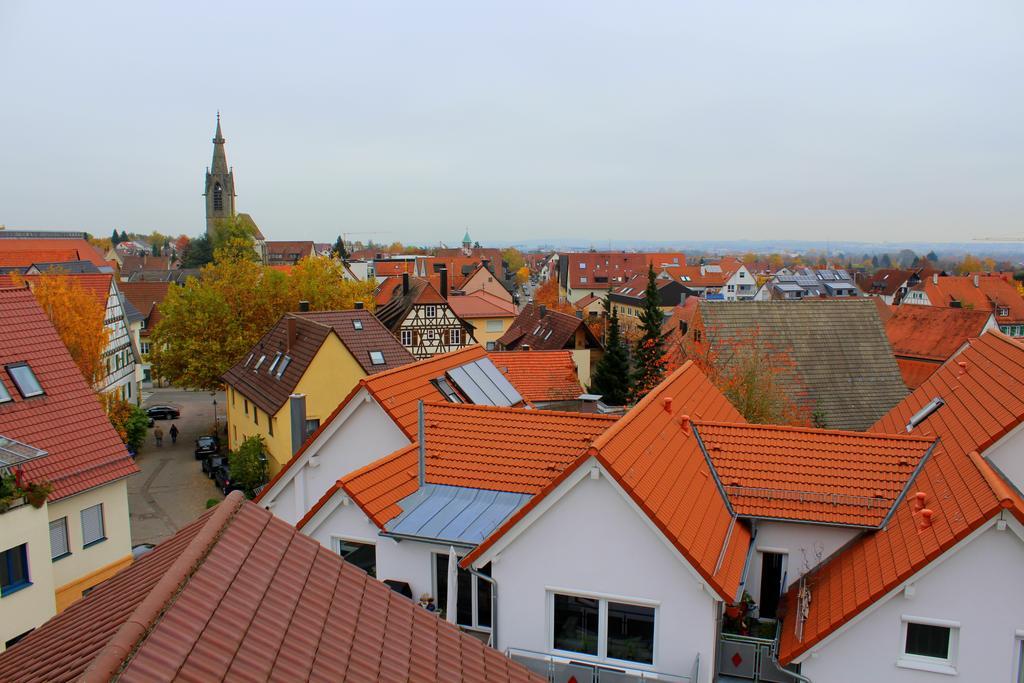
[211,112,229,175]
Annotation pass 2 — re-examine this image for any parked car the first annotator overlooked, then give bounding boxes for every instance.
[212,465,244,496]
[194,435,220,460]
[145,405,180,420]
[202,454,228,478]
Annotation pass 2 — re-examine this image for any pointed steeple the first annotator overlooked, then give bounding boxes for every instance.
[211,112,229,175]
[462,229,472,247]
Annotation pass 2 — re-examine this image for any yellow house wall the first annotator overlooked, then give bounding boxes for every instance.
[48,479,133,612]
[467,315,514,349]
[226,334,367,475]
[0,500,56,650]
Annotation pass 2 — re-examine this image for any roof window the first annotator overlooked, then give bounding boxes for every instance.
[244,353,254,367]
[253,354,267,371]
[267,352,283,375]
[369,351,385,365]
[906,397,944,432]
[7,364,43,398]
[275,356,291,379]
[0,380,10,404]
[353,320,363,330]
[434,376,462,403]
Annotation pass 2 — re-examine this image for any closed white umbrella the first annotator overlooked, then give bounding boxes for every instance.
[446,545,459,624]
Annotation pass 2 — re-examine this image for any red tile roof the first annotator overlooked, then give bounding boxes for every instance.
[0,272,114,311]
[315,403,618,530]
[895,357,943,390]
[488,350,583,402]
[778,331,1024,664]
[0,239,109,268]
[0,493,540,683]
[119,281,171,323]
[561,252,686,290]
[0,287,138,500]
[463,361,750,601]
[448,291,517,319]
[886,304,992,362]
[911,274,1024,324]
[698,421,934,526]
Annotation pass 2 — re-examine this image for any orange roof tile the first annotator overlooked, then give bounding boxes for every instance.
[895,357,942,390]
[0,239,109,267]
[447,291,516,319]
[911,274,1024,324]
[488,351,583,402]
[303,403,617,529]
[778,331,1024,664]
[463,361,750,601]
[698,421,934,526]
[886,304,992,362]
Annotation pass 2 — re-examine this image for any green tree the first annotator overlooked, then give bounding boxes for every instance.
[210,216,258,261]
[152,242,161,256]
[502,247,525,275]
[590,293,631,405]
[119,230,128,242]
[287,256,377,311]
[102,395,150,451]
[630,265,668,401]
[926,250,938,263]
[229,435,268,499]
[331,235,348,260]
[181,234,214,268]
[111,229,121,245]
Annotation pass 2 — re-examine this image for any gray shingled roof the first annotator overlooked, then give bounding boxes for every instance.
[698,299,907,430]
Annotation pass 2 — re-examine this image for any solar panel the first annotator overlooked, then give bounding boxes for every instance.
[446,358,522,407]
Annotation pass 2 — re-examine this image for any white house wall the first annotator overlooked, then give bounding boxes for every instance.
[262,394,409,525]
[488,469,719,682]
[743,520,860,604]
[798,519,1024,683]
[982,424,1024,494]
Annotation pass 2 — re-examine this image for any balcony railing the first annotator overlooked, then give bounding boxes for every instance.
[717,629,797,683]
[507,647,695,682]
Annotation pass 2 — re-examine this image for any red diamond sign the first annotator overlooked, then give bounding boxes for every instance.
[731,651,743,668]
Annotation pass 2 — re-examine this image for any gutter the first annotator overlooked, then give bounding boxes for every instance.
[468,567,498,650]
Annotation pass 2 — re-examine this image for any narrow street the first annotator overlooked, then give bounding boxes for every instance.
[127,388,226,545]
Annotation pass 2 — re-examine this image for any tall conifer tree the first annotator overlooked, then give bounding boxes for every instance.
[630,264,668,401]
[590,292,631,405]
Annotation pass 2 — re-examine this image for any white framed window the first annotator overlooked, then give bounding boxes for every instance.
[449,328,461,345]
[369,351,386,365]
[485,341,496,351]
[401,329,413,346]
[425,305,437,318]
[486,319,503,332]
[727,285,735,292]
[578,262,586,270]
[580,277,588,284]
[548,590,656,666]
[81,504,106,547]
[426,329,436,342]
[49,517,70,560]
[332,537,376,577]
[433,554,491,630]
[897,616,958,675]
[141,342,151,355]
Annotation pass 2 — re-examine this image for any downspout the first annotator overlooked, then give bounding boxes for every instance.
[468,567,498,650]
[417,400,425,487]
[771,654,813,683]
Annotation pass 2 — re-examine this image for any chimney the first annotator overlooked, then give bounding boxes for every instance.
[286,317,297,352]
[417,401,426,487]
[402,272,410,295]
[439,267,448,299]
[298,300,310,312]
[932,273,939,285]
[289,394,307,454]
[539,304,547,318]
[575,310,583,319]
[481,258,491,272]
[354,301,364,310]
[973,274,979,287]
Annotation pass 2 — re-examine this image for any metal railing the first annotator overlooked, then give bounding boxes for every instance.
[717,627,795,683]
[507,647,693,682]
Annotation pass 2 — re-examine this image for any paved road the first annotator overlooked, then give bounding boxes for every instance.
[127,388,226,546]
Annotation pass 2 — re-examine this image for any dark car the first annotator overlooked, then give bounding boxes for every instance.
[194,435,220,460]
[146,405,180,420]
[202,454,228,478]
[212,466,244,496]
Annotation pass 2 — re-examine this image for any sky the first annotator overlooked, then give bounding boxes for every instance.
[1,1,1022,246]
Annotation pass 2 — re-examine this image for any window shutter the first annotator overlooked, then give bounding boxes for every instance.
[81,504,105,545]
[49,518,69,559]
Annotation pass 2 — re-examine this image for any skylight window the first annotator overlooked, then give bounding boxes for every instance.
[267,352,283,375]
[434,376,462,403]
[906,397,944,433]
[244,353,254,367]
[0,381,10,404]
[369,351,385,365]
[253,354,267,371]
[353,320,363,330]
[275,356,291,378]
[7,364,43,398]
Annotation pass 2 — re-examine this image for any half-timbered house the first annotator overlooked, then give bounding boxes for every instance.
[376,272,475,359]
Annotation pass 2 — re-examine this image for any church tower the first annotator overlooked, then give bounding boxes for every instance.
[204,113,236,235]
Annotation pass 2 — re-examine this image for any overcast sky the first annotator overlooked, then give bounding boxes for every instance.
[1,1,1021,246]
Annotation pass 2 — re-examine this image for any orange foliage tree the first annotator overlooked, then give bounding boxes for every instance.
[20,273,109,385]
[533,279,575,315]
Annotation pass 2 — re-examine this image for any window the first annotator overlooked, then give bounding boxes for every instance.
[401,330,413,346]
[426,329,436,342]
[49,517,70,560]
[998,306,1010,317]
[276,356,291,378]
[898,617,958,674]
[353,320,363,330]
[304,419,320,439]
[7,364,43,398]
[253,354,267,371]
[244,399,249,415]
[486,319,504,332]
[693,329,702,343]
[141,342,151,355]
[551,592,655,665]
[579,262,587,270]
[253,408,259,426]
[727,285,735,292]
[81,504,106,547]
[369,351,385,365]
[268,417,274,437]
[486,341,496,351]
[449,328,461,346]
[0,380,10,404]
[425,305,437,318]
[334,539,376,577]
[267,352,282,375]
[580,277,588,284]
[213,182,223,211]
[433,554,491,629]
[0,544,30,595]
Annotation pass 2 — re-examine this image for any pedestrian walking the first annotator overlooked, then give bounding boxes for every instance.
[169,423,179,444]
[154,426,164,447]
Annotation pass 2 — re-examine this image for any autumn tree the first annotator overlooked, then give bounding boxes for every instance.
[181,234,214,267]
[502,247,525,275]
[210,216,258,261]
[21,272,109,385]
[590,293,631,405]
[150,256,289,390]
[515,266,530,286]
[629,265,668,401]
[101,394,149,451]
[287,256,376,311]
[532,278,575,315]
[956,254,982,275]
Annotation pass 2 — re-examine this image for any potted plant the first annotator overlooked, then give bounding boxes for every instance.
[23,481,53,508]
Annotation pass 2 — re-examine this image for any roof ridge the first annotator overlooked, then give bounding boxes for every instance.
[591,360,693,450]
[422,400,618,422]
[695,419,935,443]
[79,492,247,682]
[968,450,1022,510]
[364,345,485,384]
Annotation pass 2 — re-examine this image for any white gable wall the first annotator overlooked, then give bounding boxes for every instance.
[798,519,1024,682]
[982,423,1024,494]
[487,466,719,682]
[261,391,409,525]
